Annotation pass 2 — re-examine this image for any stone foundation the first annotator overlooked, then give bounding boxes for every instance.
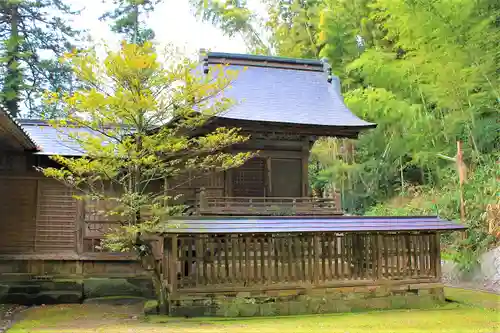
[169,284,445,317]
[0,277,155,305]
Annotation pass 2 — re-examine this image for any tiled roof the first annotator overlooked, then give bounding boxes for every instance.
[18,119,91,156]
[0,106,37,150]
[204,51,376,129]
[17,52,376,156]
[161,216,466,234]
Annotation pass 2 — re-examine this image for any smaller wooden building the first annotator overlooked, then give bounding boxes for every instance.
[160,216,465,316]
[0,51,376,273]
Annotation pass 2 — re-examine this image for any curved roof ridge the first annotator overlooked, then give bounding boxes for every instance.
[205,51,324,68]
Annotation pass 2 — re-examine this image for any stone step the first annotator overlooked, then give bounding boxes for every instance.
[0,291,82,305]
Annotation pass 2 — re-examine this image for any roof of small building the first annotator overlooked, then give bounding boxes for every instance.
[161,216,466,234]
[0,106,37,150]
[204,51,375,130]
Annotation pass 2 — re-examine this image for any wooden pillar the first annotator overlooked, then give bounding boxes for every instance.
[313,234,320,283]
[376,234,383,280]
[75,199,85,254]
[434,233,442,279]
[265,157,272,197]
[301,141,310,197]
[169,235,178,296]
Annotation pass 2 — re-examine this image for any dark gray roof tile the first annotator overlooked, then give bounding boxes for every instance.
[210,63,375,128]
[161,216,466,234]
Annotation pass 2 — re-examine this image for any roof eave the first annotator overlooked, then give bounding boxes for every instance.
[0,107,38,150]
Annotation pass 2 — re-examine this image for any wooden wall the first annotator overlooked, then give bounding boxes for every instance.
[0,174,78,254]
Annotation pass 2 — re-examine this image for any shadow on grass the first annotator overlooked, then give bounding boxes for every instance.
[444,287,499,310]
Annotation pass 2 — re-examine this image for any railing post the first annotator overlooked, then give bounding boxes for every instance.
[198,187,207,213]
[334,191,342,212]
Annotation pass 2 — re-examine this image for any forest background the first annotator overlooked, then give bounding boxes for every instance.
[1,0,498,270]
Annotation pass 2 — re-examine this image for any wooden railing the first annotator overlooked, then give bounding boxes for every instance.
[197,193,342,216]
[168,232,440,290]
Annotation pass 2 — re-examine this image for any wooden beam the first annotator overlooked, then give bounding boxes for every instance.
[231,149,304,159]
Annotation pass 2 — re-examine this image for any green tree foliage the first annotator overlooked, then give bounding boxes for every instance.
[189,0,270,54]
[194,0,500,263]
[40,42,252,312]
[100,0,163,44]
[0,0,82,118]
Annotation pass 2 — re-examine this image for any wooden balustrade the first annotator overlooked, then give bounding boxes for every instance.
[197,193,342,216]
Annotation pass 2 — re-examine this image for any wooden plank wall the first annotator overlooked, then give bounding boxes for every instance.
[0,175,78,254]
[35,180,78,252]
[0,178,37,253]
[170,232,439,290]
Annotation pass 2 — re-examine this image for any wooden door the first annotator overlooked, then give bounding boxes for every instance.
[270,158,302,197]
[232,158,266,197]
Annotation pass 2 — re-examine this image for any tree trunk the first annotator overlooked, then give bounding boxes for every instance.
[2,3,22,117]
[136,236,169,314]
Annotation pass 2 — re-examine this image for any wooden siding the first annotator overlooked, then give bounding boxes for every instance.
[0,178,37,253]
[0,175,78,254]
[35,180,77,252]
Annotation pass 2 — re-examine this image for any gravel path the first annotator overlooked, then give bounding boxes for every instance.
[0,304,28,333]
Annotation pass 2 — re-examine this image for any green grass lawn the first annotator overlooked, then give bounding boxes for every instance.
[7,288,499,333]
[444,287,499,309]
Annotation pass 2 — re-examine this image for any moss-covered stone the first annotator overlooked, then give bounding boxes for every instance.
[83,278,146,299]
[83,296,146,305]
[0,280,83,305]
[125,278,155,298]
[144,300,159,315]
[240,303,260,317]
[163,286,446,318]
[34,291,82,305]
[8,284,41,294]
[1,293,31,305]
[389,295,409,308]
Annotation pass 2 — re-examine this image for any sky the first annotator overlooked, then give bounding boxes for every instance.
[67,0,250,57]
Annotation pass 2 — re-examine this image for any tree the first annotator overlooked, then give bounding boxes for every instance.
[0,0,82,118]
[189,0,272,54]
[197,0,499,263]
[100,0,163,44]
[41,42,253,312]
